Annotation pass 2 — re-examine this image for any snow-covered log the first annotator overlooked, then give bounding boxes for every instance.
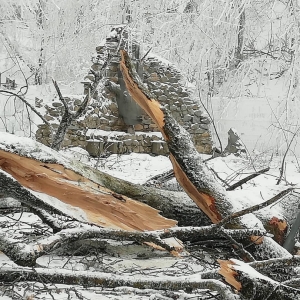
[0,266,240,299]
[0,133,176,232]
[219,259,300,300]
[119,49,291,258]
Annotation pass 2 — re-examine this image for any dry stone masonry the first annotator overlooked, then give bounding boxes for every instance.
[36,26,212,156]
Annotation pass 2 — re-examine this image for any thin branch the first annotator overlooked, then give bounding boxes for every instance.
[0,90,51,128]
[210,168,231,188]
[197,88,223,153]
[52,79,69,111]
[226,167,270,191]
[218,188,294,226]
[277,127,300,185]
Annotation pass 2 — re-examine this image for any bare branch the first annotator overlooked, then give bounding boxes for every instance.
[218,188,294,227]
[226,167,270,191]
[0,90,51,128]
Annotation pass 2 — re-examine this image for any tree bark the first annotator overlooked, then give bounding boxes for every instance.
[0,147,176,231]
[219,259,300,300]
[0,266,240,299]
[119,49,290,258]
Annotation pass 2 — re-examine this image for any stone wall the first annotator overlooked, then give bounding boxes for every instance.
[36,26,212,156]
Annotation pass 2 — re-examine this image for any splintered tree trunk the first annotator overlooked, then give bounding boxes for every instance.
[119,50,289,258]
[0,143,176,232]
[219,259,300,300]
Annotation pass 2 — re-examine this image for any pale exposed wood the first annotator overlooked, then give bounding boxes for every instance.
[170,154,222,223]
[119,50,166,134]
[218,259,241,291]
[119,49,291,260]
[120,49,224,224]
[0,150,176,231]
[219,259,300,300]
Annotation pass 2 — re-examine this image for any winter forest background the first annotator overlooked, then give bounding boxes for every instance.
[2,0,300,153]
[2,1,300,300]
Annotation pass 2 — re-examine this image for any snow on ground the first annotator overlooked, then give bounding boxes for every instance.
[1,138,300,299]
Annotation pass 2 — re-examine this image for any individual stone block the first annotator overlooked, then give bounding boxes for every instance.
[151,141,163,155]
[194,110,202,117]
[107,141,119,154]
[192,116,200,123]
[158,95,167,101]
[86,140,104,157]
[183,114,192,122]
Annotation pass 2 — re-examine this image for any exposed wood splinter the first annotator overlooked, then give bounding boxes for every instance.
[0,149,176,231]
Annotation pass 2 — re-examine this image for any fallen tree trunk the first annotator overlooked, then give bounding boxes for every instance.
[0,135,176,232]
[0,266,240,299]
[119,49,290,258]
[0,133,208,227]
[219,259,300,300]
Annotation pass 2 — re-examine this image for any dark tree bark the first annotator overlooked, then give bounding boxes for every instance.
[235,4,246,67]
[119,49,291,258]
[219,259,300,300]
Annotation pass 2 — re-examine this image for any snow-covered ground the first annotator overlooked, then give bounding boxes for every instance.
[1,134,300,299]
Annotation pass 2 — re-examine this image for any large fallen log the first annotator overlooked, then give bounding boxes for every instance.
[119,49,291,258]
[0,133,176,232]
[0,132,208,227]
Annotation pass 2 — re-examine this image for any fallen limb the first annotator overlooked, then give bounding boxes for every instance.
[218,188,293,228]
[219,258,300,300]
[0,220,267,267]
[226,167,270,191]
[0,266,240,299]
[119,49,290,259]
[0,132,209,227]
[0,141,176,231]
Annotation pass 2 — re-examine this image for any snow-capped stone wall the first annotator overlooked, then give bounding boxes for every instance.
[36,26,212,156]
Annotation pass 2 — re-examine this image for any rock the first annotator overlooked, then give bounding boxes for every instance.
[44,115,54,121]
[191,123,199,130]
[74,99,82,106]
[224,128,246,156]
[183,115,192,122]
[200,116,210,124]
[199,124,209,130]
[134,124,144,131]
[151,141,163,155]
[192,116,200,123]
[194,110,202,117]
[52,102,62,107]
[158,95,167,101]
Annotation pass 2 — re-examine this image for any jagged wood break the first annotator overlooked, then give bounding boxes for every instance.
[119,49,288,245]
[218,259,300,300]
[0,149,176,231]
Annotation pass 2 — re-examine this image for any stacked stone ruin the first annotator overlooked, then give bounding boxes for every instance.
[36,26,212,156]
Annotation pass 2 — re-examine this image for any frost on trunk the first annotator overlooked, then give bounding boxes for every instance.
[0,266,240,299]
[119,49,290,258]
[219,258,300,300]
[0,134,176,232]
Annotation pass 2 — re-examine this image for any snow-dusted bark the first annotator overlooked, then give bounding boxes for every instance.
[0,133,177,231]
[0,266,240,299]
[119,49,291,259]
[219,259,300,300]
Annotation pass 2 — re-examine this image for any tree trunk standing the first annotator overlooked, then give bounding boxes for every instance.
[50,109,73,150]
[235,4,245,67]
[35,0,45,85]
[50,76,94,150]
